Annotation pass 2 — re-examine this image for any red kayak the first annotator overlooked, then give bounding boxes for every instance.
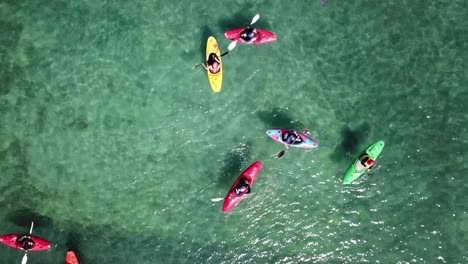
[224,28,277,45]
[0,234,51,251]
[66,250,79,264]
[222,161,262,213]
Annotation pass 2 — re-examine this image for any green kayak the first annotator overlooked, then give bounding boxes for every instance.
[342,140,385,184]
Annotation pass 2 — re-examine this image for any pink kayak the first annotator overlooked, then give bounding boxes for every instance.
[266,129,318,149]
[224,28,277,45]
[222,161,262,213]
[0,234,51,251]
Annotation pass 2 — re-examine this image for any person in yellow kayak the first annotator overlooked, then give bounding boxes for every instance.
[355,154,375,172]
[193,51,228,72]
[203,53,221,74]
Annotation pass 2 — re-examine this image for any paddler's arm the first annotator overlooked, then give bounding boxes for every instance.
[201,62,208,71]
[213,56,221,64]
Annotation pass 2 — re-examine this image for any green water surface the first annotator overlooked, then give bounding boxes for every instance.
[1,0,467,263]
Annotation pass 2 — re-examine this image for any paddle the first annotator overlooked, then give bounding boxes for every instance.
[277,128,310,158]
[228,14,260,51]
[192,51,229,70]
[212,192,253,202]
[21,222,34,264]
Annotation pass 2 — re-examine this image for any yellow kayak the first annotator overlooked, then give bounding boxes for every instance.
[206,36,222,93]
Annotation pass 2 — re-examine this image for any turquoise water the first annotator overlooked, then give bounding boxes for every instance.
[1,0,467,263]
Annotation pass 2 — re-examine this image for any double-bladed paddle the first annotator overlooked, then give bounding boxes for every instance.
[228,14,260,51]
[21,222,34,264]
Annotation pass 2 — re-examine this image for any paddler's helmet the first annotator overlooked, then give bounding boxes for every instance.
[365,159,375,167]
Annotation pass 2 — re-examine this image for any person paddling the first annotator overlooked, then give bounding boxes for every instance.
[234,178,251,196]
[203,53,222,74]
[193,51,228,71]
[16,235,35,251]
[282,130,302,149]
[355,154,375,172]
[239,27,259,44]
[227,14,261,50]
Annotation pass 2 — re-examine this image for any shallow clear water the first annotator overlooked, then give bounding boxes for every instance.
[1,0,467,263]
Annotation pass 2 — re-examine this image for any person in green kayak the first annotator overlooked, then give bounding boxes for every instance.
[240,27,259,44]
[17,235,35,250]
[234,178,251,196]
[282,130,302,149]
[356,154,375,172]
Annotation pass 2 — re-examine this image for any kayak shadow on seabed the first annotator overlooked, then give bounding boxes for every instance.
[65,230,85,262]
[197,26,215,61]
[217,7,267,32]
[330,123,371,162]
[7,208,53,228]
[257,107,306,129]
[216,142,253,189]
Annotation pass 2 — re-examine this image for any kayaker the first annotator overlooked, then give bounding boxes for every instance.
[356,154,375,172]
[240,27,258,43]
[282,130,302,149]
[16,235,35,250]
[234,178,251,196]
[202,53,221,74]
[193,51,228,71]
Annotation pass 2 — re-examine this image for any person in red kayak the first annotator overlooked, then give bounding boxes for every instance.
[16,235,35,250]
[356,154,375,172]
[240,27,259,44]
[234,178,251,196]
[282,130,302,149]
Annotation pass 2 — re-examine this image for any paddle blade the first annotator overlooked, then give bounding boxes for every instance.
[250,14,260,25]
[21,253,27,264]
[302,128,310,134]
[277,150,286,158]
[211,198,224,202]
[228,41,237,51]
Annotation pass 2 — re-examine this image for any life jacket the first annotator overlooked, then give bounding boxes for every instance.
[240,28,256,42]
[235,179,249,195]
[210,66,220,74]
[285,135,297,144]
[17,236,35,250]
[284,131,298,144]
[361,156,374,168]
